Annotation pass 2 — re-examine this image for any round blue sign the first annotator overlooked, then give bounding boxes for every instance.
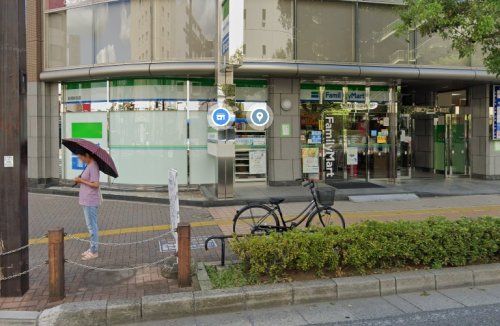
[211,108,231,127]
[250,108,270,127]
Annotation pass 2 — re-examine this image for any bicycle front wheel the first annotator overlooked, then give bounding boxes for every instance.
[306,207,346,229]
[233,204,279,235]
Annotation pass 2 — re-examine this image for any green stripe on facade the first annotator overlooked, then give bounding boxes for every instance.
[348,85,365,91]
[325,85,343,90]
[190,78,215,86]
[234,79,267,88]
[65,81,106,90]
[301,83,319,90]
[110,78,187,87]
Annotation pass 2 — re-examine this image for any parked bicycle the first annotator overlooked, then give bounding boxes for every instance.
[232,181,345,234]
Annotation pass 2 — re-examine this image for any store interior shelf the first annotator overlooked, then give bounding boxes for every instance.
[234,128,267,183]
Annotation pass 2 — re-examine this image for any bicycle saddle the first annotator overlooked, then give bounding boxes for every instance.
[269,197,285,205]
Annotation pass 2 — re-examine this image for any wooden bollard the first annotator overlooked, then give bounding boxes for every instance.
[48,228,65,302]
[177,223,191,287]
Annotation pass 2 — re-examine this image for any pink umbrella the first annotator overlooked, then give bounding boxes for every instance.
[62,138,118,178]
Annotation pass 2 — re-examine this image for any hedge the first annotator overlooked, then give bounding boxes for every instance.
[230,217,500,280]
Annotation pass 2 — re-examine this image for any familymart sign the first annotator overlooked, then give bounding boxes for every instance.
[300,84,389,103]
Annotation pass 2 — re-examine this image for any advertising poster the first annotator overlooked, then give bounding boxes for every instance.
[346,147,359,165]
[310,130,322,144]
[302,147,319,173]
[249,150,266,174]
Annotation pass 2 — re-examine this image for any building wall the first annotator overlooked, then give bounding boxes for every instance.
[267,79,302,185]
[469,84,500,179]
[26,0,59,186]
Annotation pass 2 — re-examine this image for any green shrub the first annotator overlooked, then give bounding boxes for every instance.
[230,217,500,280]
[205,264,251,288]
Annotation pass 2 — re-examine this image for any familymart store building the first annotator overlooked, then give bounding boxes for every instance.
[61,78,398,189]
[58,76,500,190]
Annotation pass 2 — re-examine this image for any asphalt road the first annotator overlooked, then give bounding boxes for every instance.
[332,303,500,326]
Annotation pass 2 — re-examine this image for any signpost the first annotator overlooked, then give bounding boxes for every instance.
[0,0,29,296]
[168,169,180,252]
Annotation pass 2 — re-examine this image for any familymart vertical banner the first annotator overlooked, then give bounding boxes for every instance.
[221,0,244,63]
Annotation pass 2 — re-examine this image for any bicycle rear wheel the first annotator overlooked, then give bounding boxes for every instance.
[306,207,346,229]
[233,204,279,234]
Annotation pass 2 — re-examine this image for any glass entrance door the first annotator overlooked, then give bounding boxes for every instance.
[445,113,470,176]
[433,113,470,177]
[301,105,371,182]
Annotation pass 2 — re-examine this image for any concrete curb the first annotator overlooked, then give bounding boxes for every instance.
[0,310,39,326]
[30,186,500,207]
[10,263,500,325]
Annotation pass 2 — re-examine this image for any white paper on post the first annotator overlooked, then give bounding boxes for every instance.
[168,169,180,252]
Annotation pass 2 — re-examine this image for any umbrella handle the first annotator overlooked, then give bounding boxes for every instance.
[72,168,85,188]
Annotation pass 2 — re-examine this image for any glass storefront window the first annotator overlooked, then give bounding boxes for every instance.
[68,6,94,66]
[46,6,93,68]
[297,0,355,62]
[152,0,216,60]
[61,78,265,186]
[46,12,67,68]
[94,0,140,64]
[358,3,410,64]
[416,34,469,66]
[244,0,293,60]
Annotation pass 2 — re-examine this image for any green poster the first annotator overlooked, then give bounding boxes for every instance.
[72,122,103,139]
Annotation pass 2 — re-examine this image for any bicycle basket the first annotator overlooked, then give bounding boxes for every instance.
[316,187,336,207]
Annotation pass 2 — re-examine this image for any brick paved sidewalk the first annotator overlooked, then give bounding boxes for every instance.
[0,194,225,311]
[1,193,499,311]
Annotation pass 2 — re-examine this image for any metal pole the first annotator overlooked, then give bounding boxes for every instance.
[48,229,65,302]
[389,84,398,181]
[0,0,29,297]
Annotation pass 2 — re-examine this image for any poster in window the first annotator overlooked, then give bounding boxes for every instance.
[249,150,266,174]
[302,147,319,173]
[346,147,358,166]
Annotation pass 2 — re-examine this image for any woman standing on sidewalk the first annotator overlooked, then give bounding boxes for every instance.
[74,152,101,260]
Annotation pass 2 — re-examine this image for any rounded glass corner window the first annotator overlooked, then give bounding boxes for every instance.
[246,103,274,131]
[207,104,236,130]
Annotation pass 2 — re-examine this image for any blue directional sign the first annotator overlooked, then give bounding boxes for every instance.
[494,85,500,140]
[250,108,270,127]
[211,107,231,127]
